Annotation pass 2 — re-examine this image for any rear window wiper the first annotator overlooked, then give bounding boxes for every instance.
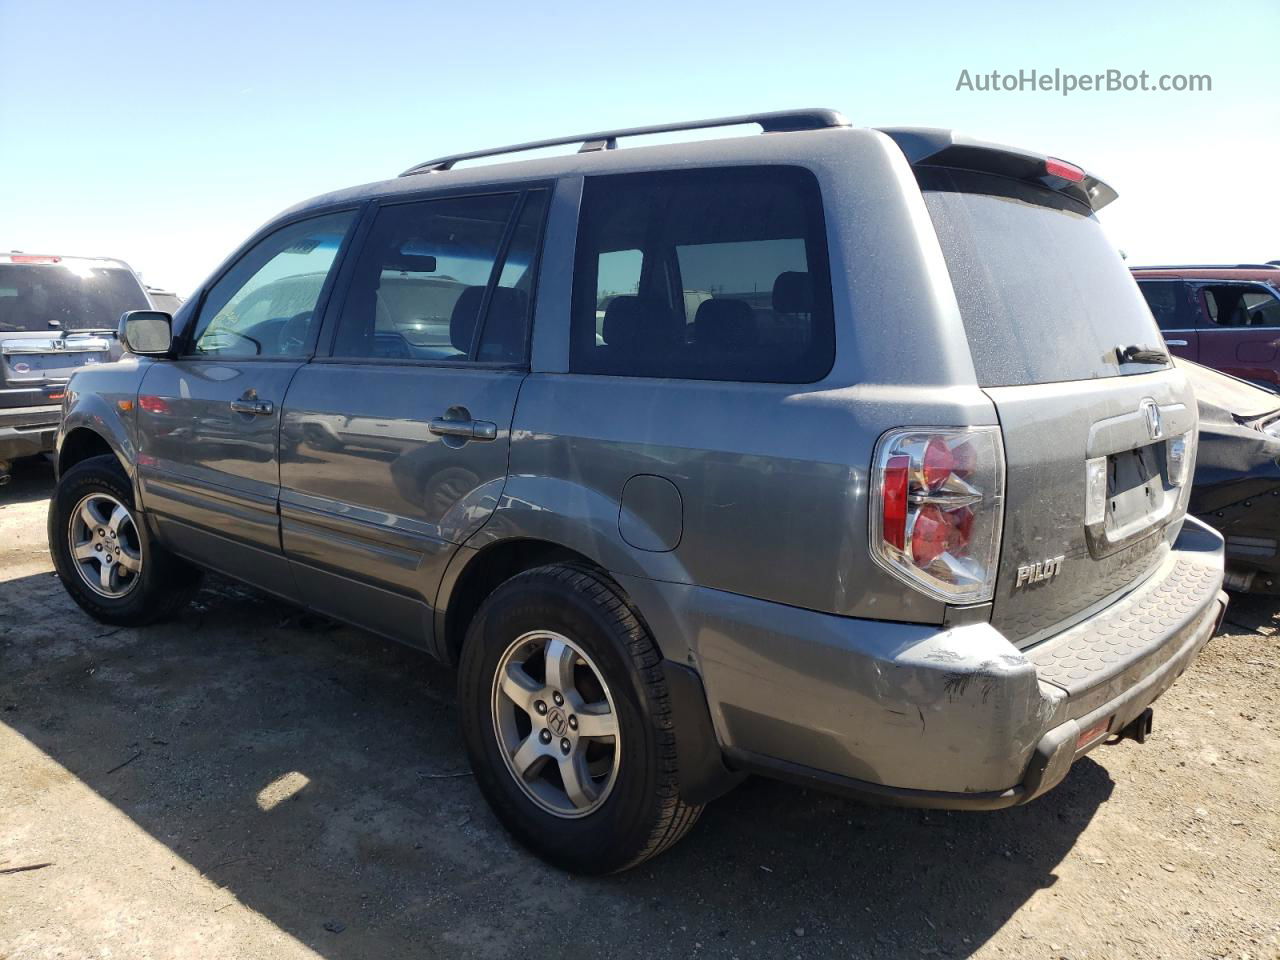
[1116,344,1169,365]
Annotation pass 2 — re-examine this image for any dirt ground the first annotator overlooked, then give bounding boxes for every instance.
[0,456,1276,960]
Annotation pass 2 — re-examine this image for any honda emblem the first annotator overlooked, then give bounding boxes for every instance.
[1141,398,1161,440]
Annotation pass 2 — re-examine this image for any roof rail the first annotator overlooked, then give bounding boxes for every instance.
[399,108,850,176]
[1130,263,1280,271]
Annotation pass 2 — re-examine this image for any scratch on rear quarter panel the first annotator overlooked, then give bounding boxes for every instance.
[926,649,964,664]
[942,673,970,701]
[943,665,1000,704]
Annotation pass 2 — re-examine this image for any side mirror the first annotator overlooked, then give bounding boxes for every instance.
[119,310,174,357]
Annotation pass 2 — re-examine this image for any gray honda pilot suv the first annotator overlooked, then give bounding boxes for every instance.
[49,109,1228,873]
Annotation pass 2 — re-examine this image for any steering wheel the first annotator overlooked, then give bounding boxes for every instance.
[198,329,262,356]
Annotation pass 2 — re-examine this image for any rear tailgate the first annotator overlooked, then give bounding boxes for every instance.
[983,375,1193,645]
[913,155,1196,646]
[2,332,115,407]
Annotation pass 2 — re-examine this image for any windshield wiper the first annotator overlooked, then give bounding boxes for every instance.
[1116,344,1169,365]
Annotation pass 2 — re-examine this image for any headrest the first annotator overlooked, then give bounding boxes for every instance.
[449,286,487,353]
[476,287,530,361]
[602,295,682,352]
[279,310,313,352]
[450,285,530,358]
[694,298,757,349]
[772,271,814,314]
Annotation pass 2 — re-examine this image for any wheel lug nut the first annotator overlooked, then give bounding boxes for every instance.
[539,729,552,744]
[94,544,102,552]
[568,715,578,730]
[553,692,564,706]
[535,700,547,715]
[560,738,571,754]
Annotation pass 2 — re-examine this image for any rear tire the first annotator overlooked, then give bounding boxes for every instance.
[458,564,702,873]
[48,454,201,626]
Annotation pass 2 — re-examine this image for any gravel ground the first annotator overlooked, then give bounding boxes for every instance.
[1,456,1277,960]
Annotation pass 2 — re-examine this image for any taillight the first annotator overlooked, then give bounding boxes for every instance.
[870,427,1005,603]
[1167,430,1193,487]
[882,454,910,549]
[138,394,171,414]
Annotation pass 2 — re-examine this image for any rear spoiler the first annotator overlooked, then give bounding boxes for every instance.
[877,127,1118,212]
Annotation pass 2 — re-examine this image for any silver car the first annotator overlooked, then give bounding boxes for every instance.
[48,110,1227,873]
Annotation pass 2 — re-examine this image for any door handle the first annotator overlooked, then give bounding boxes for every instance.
[230,399,274,416]
[1164,339,1189,347]
[429,417,498,441]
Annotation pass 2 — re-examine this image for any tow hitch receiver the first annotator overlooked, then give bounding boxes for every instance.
[1115,707,1155,745]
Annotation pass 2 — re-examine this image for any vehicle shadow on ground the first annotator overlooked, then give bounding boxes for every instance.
[0,456,54,505]
[1220,590,1280,635]
[0,569,1114,959]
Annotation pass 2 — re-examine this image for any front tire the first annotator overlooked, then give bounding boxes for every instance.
[48,454,201,626]
[459,564,702,873]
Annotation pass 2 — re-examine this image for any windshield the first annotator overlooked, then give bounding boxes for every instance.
[920,168,1166,387]
[0,264,150,333]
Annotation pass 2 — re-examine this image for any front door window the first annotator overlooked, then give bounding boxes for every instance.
[187,211,356,358]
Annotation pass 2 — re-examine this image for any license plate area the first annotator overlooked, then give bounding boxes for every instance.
[1087,442,1174,557]
[3,351,106,381]
[1108,443,1166,529]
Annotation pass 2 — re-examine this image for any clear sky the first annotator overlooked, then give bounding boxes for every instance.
[1,0,1276,296]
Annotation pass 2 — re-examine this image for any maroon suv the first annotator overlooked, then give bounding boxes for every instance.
[1133,264,1280,386]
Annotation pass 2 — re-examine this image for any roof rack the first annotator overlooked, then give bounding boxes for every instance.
[399,108,850,177]
[1131,263,1280,270]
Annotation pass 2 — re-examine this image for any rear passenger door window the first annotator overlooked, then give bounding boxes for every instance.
[569,167,834,383]
[1242,289,1280,327]
[1199,284,1280,328]
[331,190,546,363]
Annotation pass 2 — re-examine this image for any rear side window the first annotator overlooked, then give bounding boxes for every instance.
[570,167,834,383]
[921,168,1165,387]
[332,190,545,363]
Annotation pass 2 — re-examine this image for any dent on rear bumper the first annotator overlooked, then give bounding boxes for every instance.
[617,516,1226,801]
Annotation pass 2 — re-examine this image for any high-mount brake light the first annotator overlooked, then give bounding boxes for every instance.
[1044,157,1085,183]
[10,255,61,264]
[870,427,1005,603]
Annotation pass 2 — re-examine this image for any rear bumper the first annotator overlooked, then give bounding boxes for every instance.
[624,516,1226,807]
[0,403,62,463]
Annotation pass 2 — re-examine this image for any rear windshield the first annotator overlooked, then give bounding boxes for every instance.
[920,168,1165,387]
[0,264,150,333]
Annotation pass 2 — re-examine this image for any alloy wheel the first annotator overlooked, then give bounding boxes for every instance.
[490,630,621,818]
[67,492,143,599]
